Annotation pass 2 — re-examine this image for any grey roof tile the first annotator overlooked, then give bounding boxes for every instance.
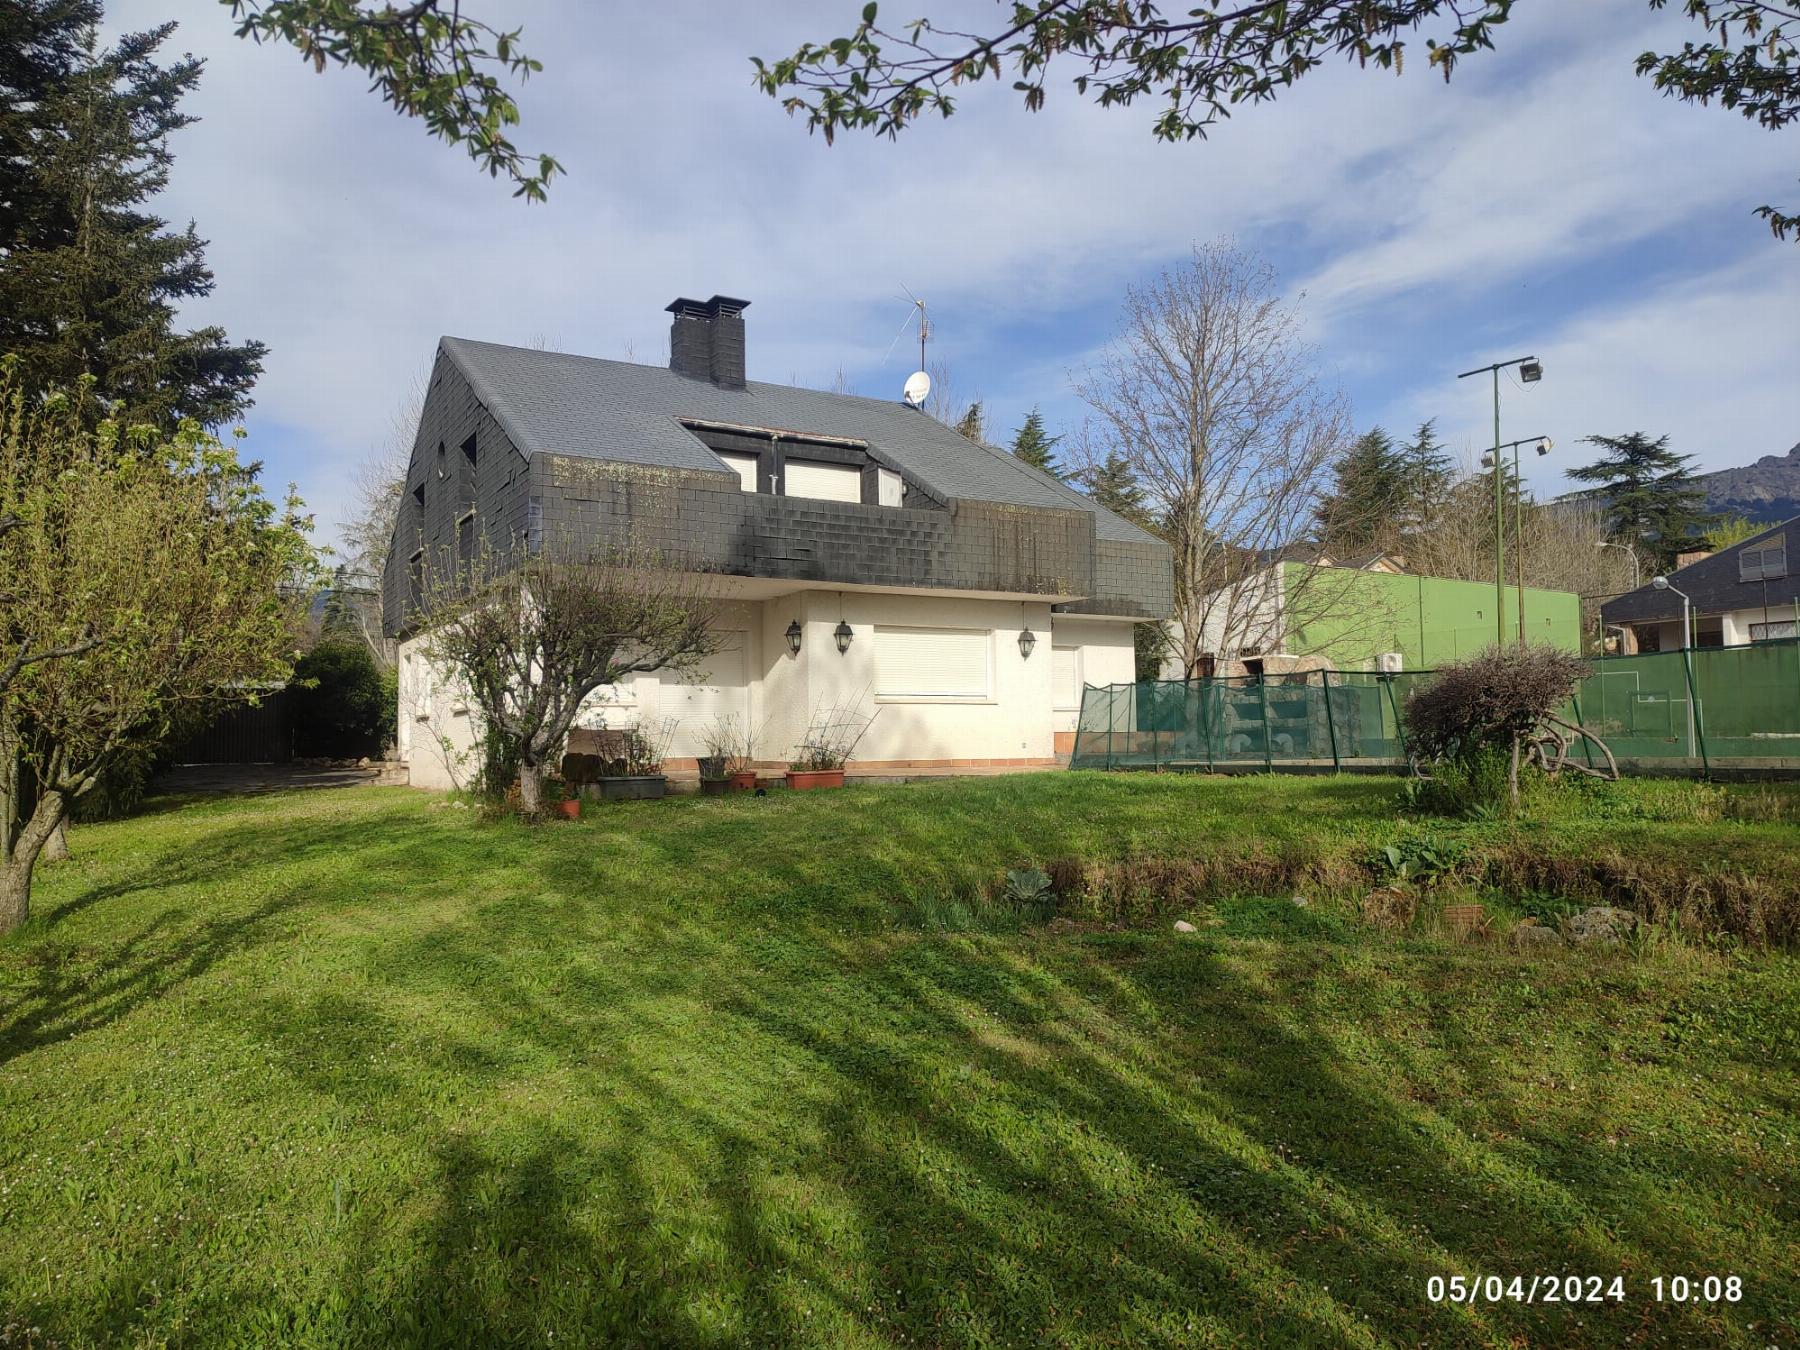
[440,336,1158,545]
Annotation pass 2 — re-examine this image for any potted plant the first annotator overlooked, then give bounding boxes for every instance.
[544,776,580,820]
[784,697,877,791]
[699,714,760,793]
[587,718,677,801]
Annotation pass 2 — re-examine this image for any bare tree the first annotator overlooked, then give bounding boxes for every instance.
[1074,242,1351,676]
[332,368,427,670]
[422,542,718,815]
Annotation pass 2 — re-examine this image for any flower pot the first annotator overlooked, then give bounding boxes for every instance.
[586,775,668,801]
[699,778,729,797]
[785,768,845,791]
[729,770,759,792]
[554,798,580,820]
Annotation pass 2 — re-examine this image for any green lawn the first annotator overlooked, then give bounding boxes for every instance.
[1,773,1796,1347]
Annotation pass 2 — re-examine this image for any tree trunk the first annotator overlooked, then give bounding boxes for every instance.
[1508,734,1521,814]
[0,788,65,935]
[43,820,69,862]
[518,760,543,815]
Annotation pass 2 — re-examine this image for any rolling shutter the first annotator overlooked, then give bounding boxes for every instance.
[875,627,990,699]
[784,459,862,503]
[1052,646,1082,709]
[718,452,758,492]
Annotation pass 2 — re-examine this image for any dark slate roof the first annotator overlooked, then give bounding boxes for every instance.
[439,337,1158,545]
[1602,516,1800,623]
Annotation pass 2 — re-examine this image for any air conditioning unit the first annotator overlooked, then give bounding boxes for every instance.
[1375,651,1405,674]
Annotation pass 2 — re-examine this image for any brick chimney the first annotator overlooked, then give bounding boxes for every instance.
[1675,549,1713,569]
[666,295,750,389]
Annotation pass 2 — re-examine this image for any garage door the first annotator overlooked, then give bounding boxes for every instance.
[665,636,749,755]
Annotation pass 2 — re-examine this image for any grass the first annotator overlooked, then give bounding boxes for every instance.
[0,772,1796,1347]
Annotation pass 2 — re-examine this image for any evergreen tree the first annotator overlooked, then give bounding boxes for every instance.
[1085,451,1148,525]
[952,400,985,445]
[1567,432,1713,570]
[1010,406,1062,478]
[0,4,264,427]
[1398,418,1453,535]
[1315,426,1407,554]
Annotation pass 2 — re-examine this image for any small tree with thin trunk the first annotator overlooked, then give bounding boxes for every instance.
[422,544,718,815]
[1073,241,1353,675]
[0,371,316,932]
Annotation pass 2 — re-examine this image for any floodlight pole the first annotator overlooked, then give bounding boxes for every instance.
[1458,356,1539,647]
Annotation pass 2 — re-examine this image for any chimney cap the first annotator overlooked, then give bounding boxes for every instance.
[666,295,751,319]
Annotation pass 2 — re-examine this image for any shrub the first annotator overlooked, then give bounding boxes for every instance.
[1403,644,1590,813]
[291,640,389,760]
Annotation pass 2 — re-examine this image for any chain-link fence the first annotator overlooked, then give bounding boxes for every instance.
[1070,640,1800,775]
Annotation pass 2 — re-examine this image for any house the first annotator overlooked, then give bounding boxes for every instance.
[1602,517,1798,651]
[1160,549,1581,677]
[383,295,1172,786]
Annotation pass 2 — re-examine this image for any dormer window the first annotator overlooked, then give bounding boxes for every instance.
[1741,539,1787,582]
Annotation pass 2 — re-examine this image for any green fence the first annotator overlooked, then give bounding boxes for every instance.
[1069,640,1800,775]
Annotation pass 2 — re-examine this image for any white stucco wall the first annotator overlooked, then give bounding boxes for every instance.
[395,590,1149,785]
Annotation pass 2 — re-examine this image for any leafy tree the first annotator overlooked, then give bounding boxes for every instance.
[0,6,265,426]
[1010,406,1063,477]
[0,369,316,932]
[1078,450,1166,677]
[225,0,560,201]
[1567,432,1714,570]
[1316,427,1408,554]
[755,1,1800,239]
[422,545,718,816]
[1706,514,1763,550]
[292,638,388,759]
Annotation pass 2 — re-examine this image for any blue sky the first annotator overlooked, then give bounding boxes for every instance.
[114,1,1798,551]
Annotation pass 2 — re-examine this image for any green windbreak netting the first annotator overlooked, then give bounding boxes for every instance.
[1069,640,1800,773]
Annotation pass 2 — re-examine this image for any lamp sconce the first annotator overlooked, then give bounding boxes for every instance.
[834,619,853,655]
[785,619,803,656]
[1018,627,1038,660]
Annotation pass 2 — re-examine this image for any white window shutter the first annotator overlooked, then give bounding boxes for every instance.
[1052,646,1081,709]
[875,627,991,699]
[718,453,758,492]
[784,459,862,503]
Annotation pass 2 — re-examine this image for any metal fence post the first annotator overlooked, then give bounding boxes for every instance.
[1106,685,1116,770]
[1257,676,1273,771]
[1321,669,1340,770]
[1681,648,1709,775]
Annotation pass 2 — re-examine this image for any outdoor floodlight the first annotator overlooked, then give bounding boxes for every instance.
[785,619,803,655]
[1519,360,1543,383]
[1535,437,1552,456]
[1018,627,1038,660]
[834,619,854,655]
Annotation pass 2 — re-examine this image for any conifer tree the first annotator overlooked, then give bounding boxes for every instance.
[1315,427,1407,554]
[1010,406,1062,478]
[1567,432,1713,570]
[0,4,264,427]
[1085,451,1149,525]
[1398,419,1454,535]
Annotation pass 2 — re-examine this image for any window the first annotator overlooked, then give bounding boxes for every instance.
[877,467,903,508]
[718,452,758,492]
[457,511,476,570]
[784,459,862,503]
[460,433,477,471]
[1052,646,1082,710]
[1750,620,1798,643]
[1741,539,1788,582]
[875,626,991,700]
[408,549,424,614]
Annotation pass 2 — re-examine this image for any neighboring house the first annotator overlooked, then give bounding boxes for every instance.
[383,295,1172,785]
[1602,516,1799,651]
[1162,549,1581,676]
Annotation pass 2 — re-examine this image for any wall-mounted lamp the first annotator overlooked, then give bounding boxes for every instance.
[1018,627,1038,660]
[834,619,854,655]
[785,619,803,656]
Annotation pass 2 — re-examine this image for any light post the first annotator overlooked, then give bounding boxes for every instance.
[1459,356,1542,646]
[1481,434,1552,645]
[1596,540,1641,591]
[1653,575,1696,756]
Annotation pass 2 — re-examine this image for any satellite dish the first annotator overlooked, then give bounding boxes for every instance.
[902,370,931,408]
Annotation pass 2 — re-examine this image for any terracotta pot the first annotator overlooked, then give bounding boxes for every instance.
[785,768,845,791]
[699,778,729,797]
[728,770,759,792]
[554,798,580,820]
